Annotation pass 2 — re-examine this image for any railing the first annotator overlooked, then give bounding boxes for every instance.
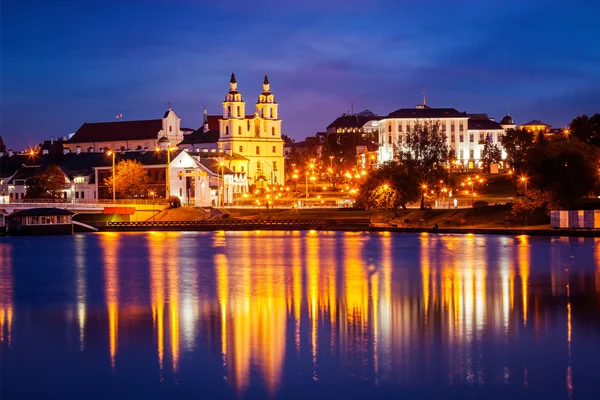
[104,218,372,231]
[5,198,165,206]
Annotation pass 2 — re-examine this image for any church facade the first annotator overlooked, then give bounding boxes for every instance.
[217,74,285,185]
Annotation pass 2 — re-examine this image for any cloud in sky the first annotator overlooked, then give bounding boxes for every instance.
[1,0,599,149]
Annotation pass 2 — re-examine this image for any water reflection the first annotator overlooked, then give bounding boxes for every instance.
[0,241,13,346]
[2,232,600,399]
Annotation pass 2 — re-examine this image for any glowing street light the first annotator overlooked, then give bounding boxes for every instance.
[521,176,528,226]
[106,150,116,202]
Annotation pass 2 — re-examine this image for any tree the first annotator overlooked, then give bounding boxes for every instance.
[104,159,151,198]
[395,120,452,207]
[500,128,534,172]
[281,134,294,144]
[355,161,420,216]
[25,165,68,198]
[526,138,598,208]
[570,113,600,147]
[481,136,502,173]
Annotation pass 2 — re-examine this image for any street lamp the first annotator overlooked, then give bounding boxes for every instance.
[219,160,225,207]
[106,150,116,202]
[150,191,155,221]
[521,176,528,226]
[329,156,333,169]
[155,144,176,198]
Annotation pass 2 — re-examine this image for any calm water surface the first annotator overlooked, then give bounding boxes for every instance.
[1,232,599,399]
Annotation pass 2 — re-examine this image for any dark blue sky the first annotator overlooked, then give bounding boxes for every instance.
[2,0,599,150]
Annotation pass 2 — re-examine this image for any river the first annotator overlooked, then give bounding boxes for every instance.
[1,232,599,399]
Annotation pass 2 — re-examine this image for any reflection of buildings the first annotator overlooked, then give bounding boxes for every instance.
[14,231,594,396]
[0,241,13,346]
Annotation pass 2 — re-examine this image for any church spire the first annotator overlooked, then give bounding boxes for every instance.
[229,72,238,93]
[262,74,270,93]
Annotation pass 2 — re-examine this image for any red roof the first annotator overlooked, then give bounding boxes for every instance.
[201,115,256,132]
[69,119,163,143]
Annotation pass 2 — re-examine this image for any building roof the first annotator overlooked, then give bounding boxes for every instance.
[387,107,467,119]
[468,118,503,130]
[199,158,234,175]
[7,166,40,183]
[521,120,551,127]
[178,129,220,145]
[501,114,514,125]
[10,208,74,217]
[467,113,490,120]
[0,135,6,153]
[327,114,384,129]
[68,119,163,144]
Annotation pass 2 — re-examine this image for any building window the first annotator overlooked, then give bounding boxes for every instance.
[271,127,275,136]
[451,124,455,132]
[442,124,447,132]
[225,126,229,135]
[257,161,261,170]
[459,134,464,142]
[227,106,231,117]
[460,149,464,159]
[239,146,243,152]
[270,109,273,118]
[388,124,392,133]
[238,126,242,135]
[241,166,245,173]
[169,126,172,132]
[75,191,79,199]
[237,106,240,116]
[154,171,159,180]
[273,161,277,171]
[459,124,464,132]
[256,146,260,155]
[488,133,493,142]
[479,133,485,142]
[272,146,276,153]
[233,166,236,172]
[451,134,455,142]
[247,121,251,130]
[81,191,85,199]
[398,134,402,143]
[398,125,403,132]
[470,149,474,159]
[388,135,392,144]
[469,134,474,143]
[261,109,264,117]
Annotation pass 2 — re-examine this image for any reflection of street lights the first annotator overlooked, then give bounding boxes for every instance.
[106,150,116,202]
[521,176,528,226]
[219,160,225,207]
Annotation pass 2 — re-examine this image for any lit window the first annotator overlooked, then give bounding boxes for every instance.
[272,146,276,153]
[238,126,242,135]
[225,126,229,135]
[239,146,243,152]
[469,134,474,143]
[256,146,260,155]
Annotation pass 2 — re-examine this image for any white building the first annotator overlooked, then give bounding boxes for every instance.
[378,104,513,170]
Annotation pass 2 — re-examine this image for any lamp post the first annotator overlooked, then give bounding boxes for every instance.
[150,191,155,221]
[219,160,225,207]
[329,156,333,169]
[106,150,116,202]
[521,176,528,226]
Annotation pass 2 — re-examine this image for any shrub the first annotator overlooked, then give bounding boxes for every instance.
[167,196,181,208]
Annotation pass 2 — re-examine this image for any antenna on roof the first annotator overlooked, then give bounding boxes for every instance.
[168,101,171,111]
[422,92,427,106]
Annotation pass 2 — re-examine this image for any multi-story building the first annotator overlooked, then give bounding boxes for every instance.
[65,109,188,153]
[520,120,551,133]
[378,103,514,170]
[216,74,285,185]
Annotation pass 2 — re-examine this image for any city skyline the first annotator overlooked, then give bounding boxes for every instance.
[2,0,600,150]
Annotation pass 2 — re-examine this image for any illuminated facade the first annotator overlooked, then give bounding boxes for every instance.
[378,104,510,170]
[217,74,285,185]
[520,119,551,133]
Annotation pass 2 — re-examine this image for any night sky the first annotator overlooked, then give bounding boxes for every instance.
[1,0,599,150]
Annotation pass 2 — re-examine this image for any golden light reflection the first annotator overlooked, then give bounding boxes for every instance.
[75,235,87,351]
[100,233,119,369]
[517,235,530,327]
[217,232,287,396]
[0,241,13,346]
[149,233,166,373]
[167,238,180,372]
[307,232,320,380]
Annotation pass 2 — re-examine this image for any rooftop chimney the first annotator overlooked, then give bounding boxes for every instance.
[203,108,209,133]
[8,149,14,157]
[64,148,71,155]
[51,136,54,145]
[76,146,81,154]
[42,149,49,155]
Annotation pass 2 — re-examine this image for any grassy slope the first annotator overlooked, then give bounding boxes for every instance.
[151,206,208,221]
